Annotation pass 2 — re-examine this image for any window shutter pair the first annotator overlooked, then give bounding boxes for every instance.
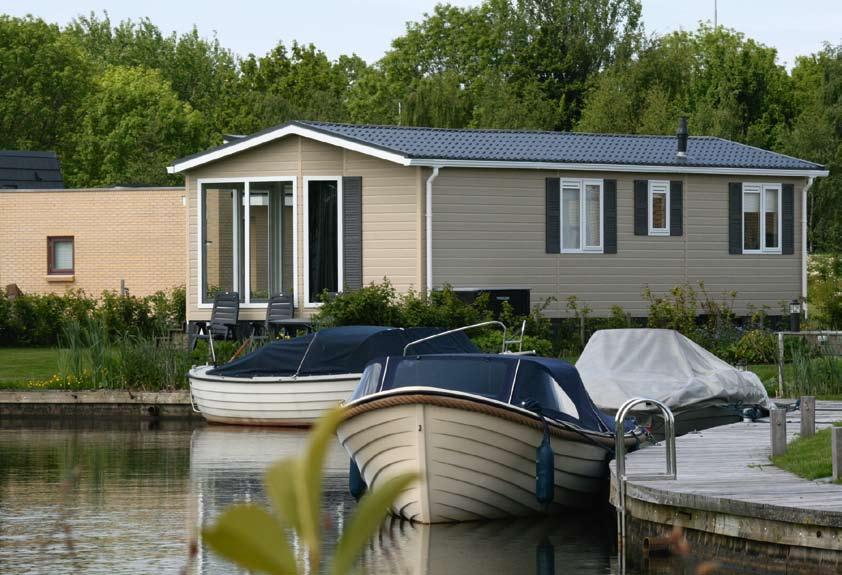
[633,180,683,236]
[342,176,363,290]
[727,182,795,255]
[545,178,617,253]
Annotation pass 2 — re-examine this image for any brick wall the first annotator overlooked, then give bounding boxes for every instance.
[0,187,187,297]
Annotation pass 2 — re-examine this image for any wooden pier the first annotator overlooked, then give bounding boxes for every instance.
[610,401,842,572]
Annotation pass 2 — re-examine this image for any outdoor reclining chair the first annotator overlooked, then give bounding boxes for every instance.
[254,293,312,340]
[193,291,240,364]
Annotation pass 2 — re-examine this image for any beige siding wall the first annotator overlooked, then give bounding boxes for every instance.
[184,137,421,322]
[431,169,804,317]
[0,188,186,297]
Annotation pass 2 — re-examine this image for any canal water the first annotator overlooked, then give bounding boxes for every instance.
[0,419,636,575]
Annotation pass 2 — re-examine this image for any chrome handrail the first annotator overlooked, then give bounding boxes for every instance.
[614,397,676,569]
[403,320,508,356]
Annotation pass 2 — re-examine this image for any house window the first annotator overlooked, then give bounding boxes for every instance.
[304,178,342,306]
[742,183,781,254]
[48,237,74,274]
[200,179,295,305]
[648,180,670,236]
[560,179,603,253]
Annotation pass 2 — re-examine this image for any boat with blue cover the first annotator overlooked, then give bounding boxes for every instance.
[188,325,478,426]
[337,352,645,524]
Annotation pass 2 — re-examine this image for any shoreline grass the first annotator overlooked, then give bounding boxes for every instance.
[771,422,842,482]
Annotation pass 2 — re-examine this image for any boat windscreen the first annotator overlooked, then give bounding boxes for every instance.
[381,356,515,402]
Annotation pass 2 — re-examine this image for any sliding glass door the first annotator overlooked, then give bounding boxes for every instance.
[201,179,294,305]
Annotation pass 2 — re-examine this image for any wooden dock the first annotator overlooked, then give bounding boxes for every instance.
[610,401,842,572]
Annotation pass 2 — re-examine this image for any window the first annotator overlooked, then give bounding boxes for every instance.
[200,179,295,305]
[560,179,603,253]
[648,180,670,236]
[304,177,342,306]
[742,183,781,254]
[48,237,74,274]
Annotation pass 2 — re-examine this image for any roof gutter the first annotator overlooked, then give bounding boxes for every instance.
[802,176,815,316]
[406,158,828,178]
[425,166,440,293]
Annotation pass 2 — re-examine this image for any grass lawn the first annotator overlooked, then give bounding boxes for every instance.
[0,348,60,389]
[771,422,842,482]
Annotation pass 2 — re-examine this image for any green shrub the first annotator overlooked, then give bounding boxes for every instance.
[642,284,698,336]
[729,329,778,364]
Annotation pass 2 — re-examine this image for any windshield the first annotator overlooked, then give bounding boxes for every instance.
[381,356,515,401]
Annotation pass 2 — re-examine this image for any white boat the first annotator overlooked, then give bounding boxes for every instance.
[338,353,644,524]
[576,328,775,437]
[188,325,479,427]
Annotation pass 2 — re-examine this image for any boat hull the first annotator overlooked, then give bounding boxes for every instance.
[338,392,629,524]
[189,366,359,426]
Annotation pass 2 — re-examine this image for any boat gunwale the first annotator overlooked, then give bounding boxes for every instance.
[188,366,362,385]
[340,387,642,448]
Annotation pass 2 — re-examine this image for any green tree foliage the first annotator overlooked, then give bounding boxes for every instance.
[65,65,204,186]
[0,16,93,153]
[787,45,842,252]
[578,25,793,149]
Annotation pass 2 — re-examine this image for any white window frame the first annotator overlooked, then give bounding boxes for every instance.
[303,176,344,308]
[197,176,297,309]
[741,182,782,255]
[648,180,670,236]
[559,178,604,254]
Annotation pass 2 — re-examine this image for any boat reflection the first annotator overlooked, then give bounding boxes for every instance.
[189,424,615,575]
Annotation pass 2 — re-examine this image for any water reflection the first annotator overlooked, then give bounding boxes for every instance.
[1,420,623,575]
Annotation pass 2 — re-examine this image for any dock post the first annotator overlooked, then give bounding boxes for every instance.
[771,409,787,456]
[833,427,842,482]
[800,396,815,438]
[776,332,785,398]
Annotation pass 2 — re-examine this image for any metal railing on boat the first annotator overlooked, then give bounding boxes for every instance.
[614,397,677,572]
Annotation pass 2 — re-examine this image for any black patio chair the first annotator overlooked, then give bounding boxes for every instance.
[193,291,240,364]
[254,293,312,340]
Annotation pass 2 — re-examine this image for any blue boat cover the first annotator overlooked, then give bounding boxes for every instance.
[355,354,623,433]
[208,325,479,378]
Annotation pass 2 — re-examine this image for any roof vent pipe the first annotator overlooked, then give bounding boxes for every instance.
[676,117,688,158]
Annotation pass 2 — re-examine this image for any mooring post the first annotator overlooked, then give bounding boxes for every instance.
[771,408,787,456]
[800,396,815,438]
[776,332,785,398]
[833,427,842,482]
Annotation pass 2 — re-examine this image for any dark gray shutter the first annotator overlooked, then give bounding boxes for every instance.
[670,180,683,237]
[634,180,648,235]
[728,182,742,255]
[342,176,363,290]
[782,183,795,255]
[604,179,617,253]
[545,178,560,253]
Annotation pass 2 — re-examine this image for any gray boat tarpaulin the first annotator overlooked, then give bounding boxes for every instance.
[575,328,773,411]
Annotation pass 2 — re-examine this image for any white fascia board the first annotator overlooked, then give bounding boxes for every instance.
[169,124,412,173]
[405,158,829,178]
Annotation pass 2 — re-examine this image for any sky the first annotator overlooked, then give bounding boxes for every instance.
[2,0,840,69]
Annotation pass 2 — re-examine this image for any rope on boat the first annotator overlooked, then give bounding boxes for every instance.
[342,393,640,450]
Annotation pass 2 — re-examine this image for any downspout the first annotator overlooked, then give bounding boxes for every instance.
[802,177,815,318]
[425,166,440,293]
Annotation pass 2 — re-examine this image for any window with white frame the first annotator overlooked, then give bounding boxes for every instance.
[560,179,603,252]
[648,180,670,236]
[742,183,781,253]
[304,177,343,306]
[200,179,295,305]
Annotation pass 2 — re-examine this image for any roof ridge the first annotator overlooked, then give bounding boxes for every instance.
[301,120,728,140]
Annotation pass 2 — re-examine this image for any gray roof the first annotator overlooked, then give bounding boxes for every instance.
[171,121,826,173]
[0,151,63,189]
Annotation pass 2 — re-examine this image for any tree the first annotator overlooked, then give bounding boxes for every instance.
[64,65,203,187]
[577,25,793,149]
[787,45,842,252]
[0,16,93,153]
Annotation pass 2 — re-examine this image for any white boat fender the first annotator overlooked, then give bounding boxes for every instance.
[349,459,366,500]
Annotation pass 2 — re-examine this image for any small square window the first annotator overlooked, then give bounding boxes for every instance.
[48,237,74,274]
